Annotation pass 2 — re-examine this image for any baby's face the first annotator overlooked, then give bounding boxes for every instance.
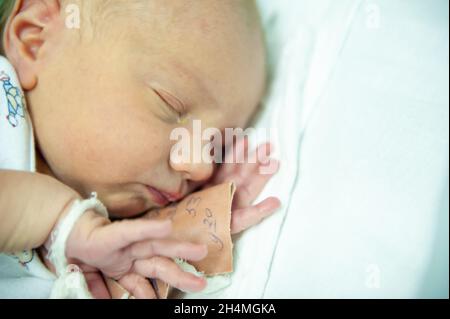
[26,1,265,217]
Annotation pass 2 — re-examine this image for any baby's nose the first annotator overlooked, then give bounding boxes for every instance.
[169,142,214,182]
[172,161,214,182]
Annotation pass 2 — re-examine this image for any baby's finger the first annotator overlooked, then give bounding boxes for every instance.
[233,158,280,208]
[231,197,281,234]
[128,240,208,262]
[229,142,273,189]
[132,257,207,293]
[118,273,157,299]
[96,219,172,251]
[212,136,249,184]
[224,135,249,165]
[85,271,111,299]
[242,142,274,179]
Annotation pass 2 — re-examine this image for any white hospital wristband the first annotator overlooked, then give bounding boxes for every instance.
[47,192,108,299]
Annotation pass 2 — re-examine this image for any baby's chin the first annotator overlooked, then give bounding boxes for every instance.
[99,190,153,219]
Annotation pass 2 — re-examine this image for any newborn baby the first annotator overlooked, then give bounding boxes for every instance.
[0,0,280,298]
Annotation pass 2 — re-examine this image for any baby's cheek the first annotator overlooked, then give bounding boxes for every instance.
[75,136,156,182]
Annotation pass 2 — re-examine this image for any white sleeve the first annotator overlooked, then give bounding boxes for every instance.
[0,55,35,172]
[0,56,55,299]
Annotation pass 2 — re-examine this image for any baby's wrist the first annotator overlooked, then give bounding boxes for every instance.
[44,193,109,299]
[65,210,109,261]
[44,194,110,263]
[43,196,82,251]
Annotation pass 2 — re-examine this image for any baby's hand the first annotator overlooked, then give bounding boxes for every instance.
[208,138,281,234]
[51,210,208,297]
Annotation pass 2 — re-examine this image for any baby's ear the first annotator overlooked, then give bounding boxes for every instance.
[3,0,61,90]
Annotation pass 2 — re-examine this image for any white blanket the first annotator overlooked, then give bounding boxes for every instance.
[184,0,449,298]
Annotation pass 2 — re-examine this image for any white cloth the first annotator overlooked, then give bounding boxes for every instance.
[0,56,56,298]
[184,0,449,298]
[48,193,108,299]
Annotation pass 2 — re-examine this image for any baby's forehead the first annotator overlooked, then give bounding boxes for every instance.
[88,1,265,123]
[92,1,257,36]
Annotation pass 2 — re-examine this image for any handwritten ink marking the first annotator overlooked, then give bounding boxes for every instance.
[203,208,217,233]
[185,196,202,217]
[209,232,224,251]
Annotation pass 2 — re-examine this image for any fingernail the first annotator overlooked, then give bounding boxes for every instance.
[270,159,280,172]
[259,158,280,175]
[196,277,207,291]
[186,276,207,293]
[260,198,281,214]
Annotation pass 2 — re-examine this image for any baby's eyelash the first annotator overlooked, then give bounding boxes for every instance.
[153,89,186,117]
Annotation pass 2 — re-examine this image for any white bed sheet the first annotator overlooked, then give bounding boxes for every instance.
[184,0,449,298]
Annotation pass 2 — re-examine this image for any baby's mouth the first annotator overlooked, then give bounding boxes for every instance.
[97,184,184,218]
[146,186,171,206]
[145,185,185,207]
